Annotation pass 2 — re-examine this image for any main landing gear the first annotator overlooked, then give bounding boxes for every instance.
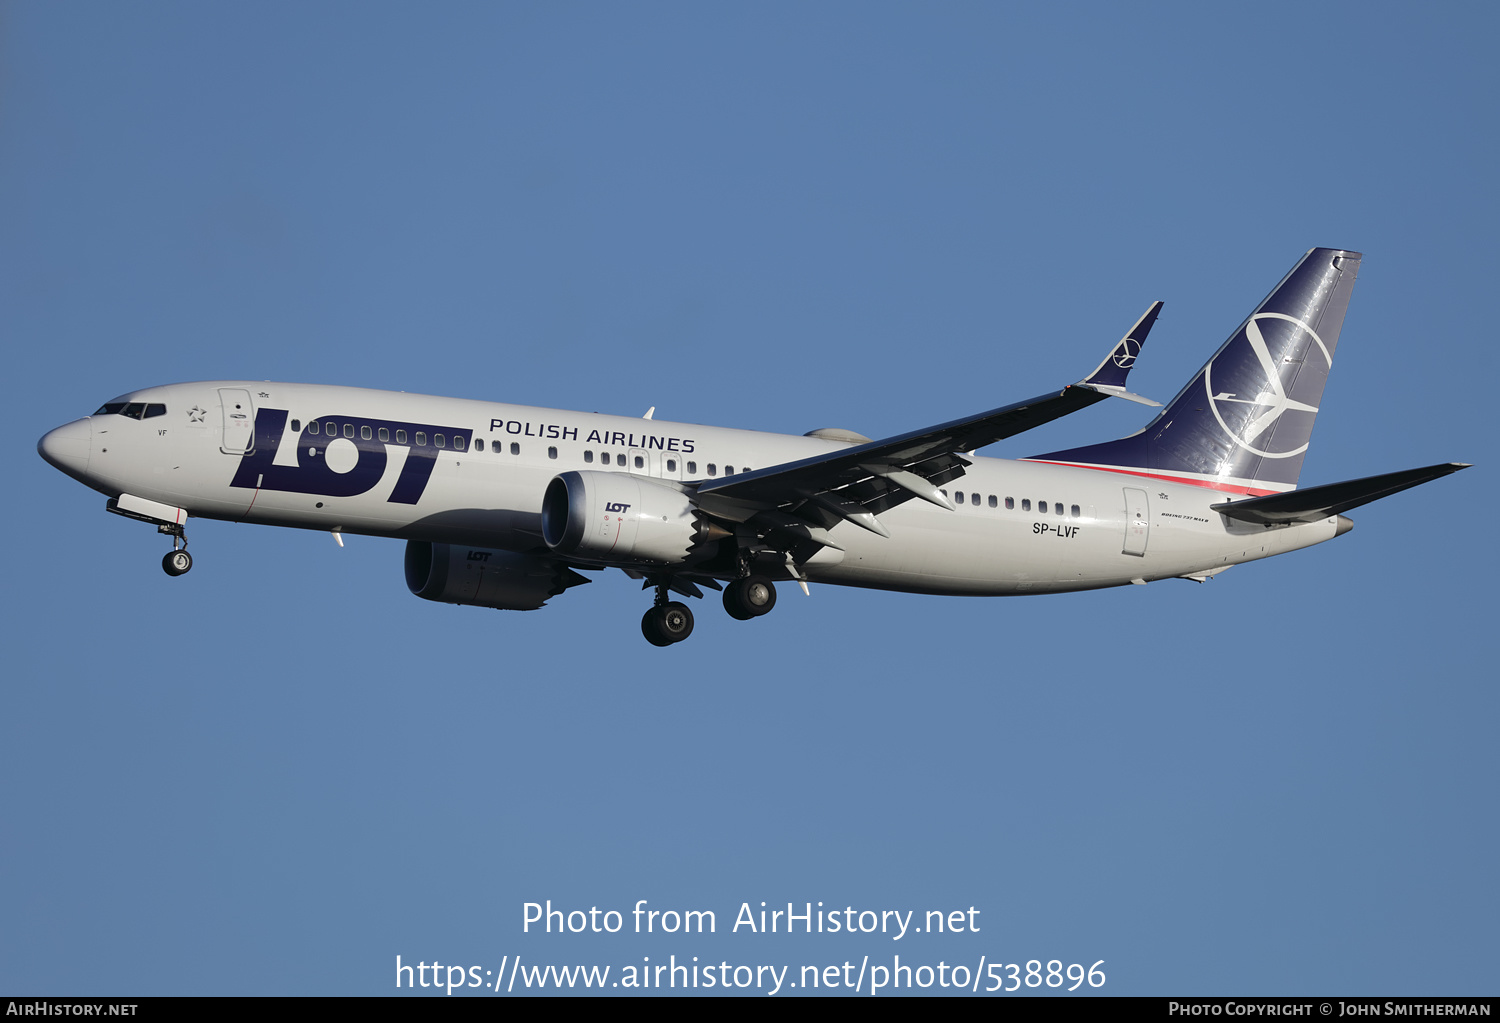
[641,581,695,647]
[637,573,778,647]
[723,575,776,620]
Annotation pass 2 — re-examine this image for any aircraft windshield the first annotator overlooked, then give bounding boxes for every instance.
[94,402,166,419]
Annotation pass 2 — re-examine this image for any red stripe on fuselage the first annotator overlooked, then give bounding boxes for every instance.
[1020,460,1282,496]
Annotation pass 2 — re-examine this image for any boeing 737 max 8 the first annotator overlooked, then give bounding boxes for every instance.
[37,248,1468,645]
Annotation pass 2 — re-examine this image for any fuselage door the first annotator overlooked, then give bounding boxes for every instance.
[629,447,651,476]
[1122,487,1149,556]
[218,388,256,455]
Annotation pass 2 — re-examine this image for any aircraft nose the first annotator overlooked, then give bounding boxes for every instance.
[38,418,92,480]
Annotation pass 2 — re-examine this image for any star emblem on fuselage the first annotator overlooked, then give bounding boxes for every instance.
[187,406,207,423]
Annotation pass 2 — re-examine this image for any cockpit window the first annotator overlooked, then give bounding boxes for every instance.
[93,402,167,419]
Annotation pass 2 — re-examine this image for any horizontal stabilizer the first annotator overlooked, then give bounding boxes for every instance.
[1211,462,1470,524]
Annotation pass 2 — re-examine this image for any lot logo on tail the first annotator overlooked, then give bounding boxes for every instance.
[1204,312,1331,459]
[1111,337,1141,369]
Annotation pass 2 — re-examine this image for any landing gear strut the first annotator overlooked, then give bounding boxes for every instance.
[160,524,192,577]
[641,580,694,646]
[724,575,776,620]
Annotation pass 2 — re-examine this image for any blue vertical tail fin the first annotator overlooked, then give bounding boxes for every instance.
[1030,247,1361,495]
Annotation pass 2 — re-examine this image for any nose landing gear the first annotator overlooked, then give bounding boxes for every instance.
[160,523,192,577]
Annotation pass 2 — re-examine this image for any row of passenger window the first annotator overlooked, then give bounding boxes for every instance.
[581,452,747,476]
[942,490,1083,518]
[94,402,167,420]
[291,419,750,476]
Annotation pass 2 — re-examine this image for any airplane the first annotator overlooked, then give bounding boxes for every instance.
[37,247,1469,646]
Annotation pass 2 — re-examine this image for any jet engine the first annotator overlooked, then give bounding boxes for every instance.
[404,541,590,611]
[541,470,728,565]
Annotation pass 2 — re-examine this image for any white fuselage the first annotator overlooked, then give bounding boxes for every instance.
[45,381,1342,595]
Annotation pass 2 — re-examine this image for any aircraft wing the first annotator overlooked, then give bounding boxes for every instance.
[692,303,1163,537]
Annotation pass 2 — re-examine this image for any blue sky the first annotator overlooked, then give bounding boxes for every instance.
[2,2,1495,996]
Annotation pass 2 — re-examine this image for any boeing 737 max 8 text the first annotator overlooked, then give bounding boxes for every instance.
[38,248,1468,645]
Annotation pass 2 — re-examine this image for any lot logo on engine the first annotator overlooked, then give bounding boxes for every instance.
[604,502,631,513]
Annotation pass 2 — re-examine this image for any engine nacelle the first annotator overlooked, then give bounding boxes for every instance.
[541,470,727,565]
[404,541,589,611]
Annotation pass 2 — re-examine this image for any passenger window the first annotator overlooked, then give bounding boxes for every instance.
[344,423,355,439]
[1071,504,1081,518]
[1039,501,1048,514]
[687,461,697,475]
[585,450,594,463]
[634,455,644,469]
[667,459,676,472]
[725,465,734,475]
[1055,502,1064,516]
[307,421,319,434]
[601,452,611,465]
[1005,497,1014,509]
[396,430,407,444]
[972,493,980,505]
[378,427,389,442]
[361,425,372,441]
[956,491,965,504]
[415,432,427,446]
[435,434,446,449]
[548,446,558,459]
[988,495,997,508]
[511,442,520,455]
[616,452,625,465]
[1022,499,1031,512]
[708,464,717,476]
[290,418,301,432]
